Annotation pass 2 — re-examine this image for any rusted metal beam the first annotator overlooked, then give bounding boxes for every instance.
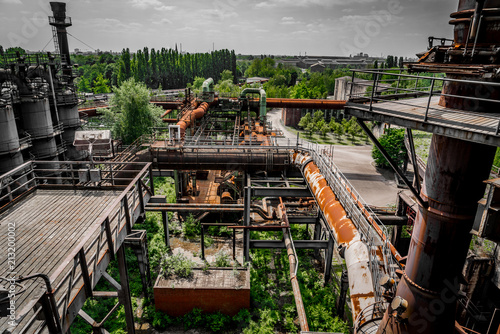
[357,119,428,209]
[279,200,309,332]
[405,128,422,194]
[264,98,346,109]
[117,245,135,334]
[252,186,312,197]
[249,240,330,249]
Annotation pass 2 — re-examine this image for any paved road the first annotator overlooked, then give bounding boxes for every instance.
[267,109,399,207]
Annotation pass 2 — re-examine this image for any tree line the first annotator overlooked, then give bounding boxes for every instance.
[74,47,237,93]
[298,111,366,142]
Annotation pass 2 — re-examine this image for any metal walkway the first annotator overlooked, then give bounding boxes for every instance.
[0,161,152,333]
[345,69,500,146]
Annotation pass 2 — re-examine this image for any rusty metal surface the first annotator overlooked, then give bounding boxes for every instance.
[265,98,346,110]
[378,135,495,334]
[177,102,209,137]
[439,75,500,112]
[292,152,376,322]
[278,200,309,332]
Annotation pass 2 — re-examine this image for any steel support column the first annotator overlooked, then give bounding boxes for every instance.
[313,221,322,258]
[336,269,349,320]
[243,185,251,262]
[324,236,334,284]
[357,119,428,209]
[117,245,136,334]
[162,211,170,248]
[124,231,152,299]
[377,135,496,334]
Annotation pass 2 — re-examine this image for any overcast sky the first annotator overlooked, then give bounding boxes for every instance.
[1,0,458,57]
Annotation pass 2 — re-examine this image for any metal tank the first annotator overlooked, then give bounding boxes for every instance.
[20,97,60,159]
[20,98,54,139]
[0,104,21,155]
[58,103,86,160]
[0,104,24,173]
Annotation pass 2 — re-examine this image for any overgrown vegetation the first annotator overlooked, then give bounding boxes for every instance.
[372,128,407,168]
[161,252,196,278]
[182,213,201,238]
[214,250,231,267]
[71,176,351,333]
[102,78,163,144]
[247,227,350,334]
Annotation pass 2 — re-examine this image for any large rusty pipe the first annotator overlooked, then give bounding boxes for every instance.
[279,201,309,332]
[148,150,290,172]
[177,102,209,137]
[292,152,376,322]
[265,98,346,110]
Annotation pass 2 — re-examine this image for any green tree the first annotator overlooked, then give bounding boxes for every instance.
[104,78,163,144]
[220,69,233,82]
[306,122,316,137]
[320,123,330,138]
[313,110,324,123]
[371,128,407,168]
[298,113,312,130]
[92,73,111,94]
[76,77,91,93]
[334,122,344,139]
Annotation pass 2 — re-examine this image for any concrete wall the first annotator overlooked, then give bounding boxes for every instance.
[282,108,302,127]
[333,76,370,100]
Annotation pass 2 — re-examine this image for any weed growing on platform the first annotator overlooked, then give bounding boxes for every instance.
[182,214,201,238]
[161,252,196,278]
[214,249,231,267]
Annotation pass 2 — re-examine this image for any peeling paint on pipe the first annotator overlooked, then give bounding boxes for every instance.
[176,102,209,137]
[202,78,214,93]
[292,151,376,322]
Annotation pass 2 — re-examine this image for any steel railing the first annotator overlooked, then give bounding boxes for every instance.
[348,69,500,135]
[0,161,152,333]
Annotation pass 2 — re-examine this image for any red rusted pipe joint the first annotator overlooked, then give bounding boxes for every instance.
[177,102,209,137]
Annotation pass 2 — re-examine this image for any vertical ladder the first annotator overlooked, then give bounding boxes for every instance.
[51,26,60,55]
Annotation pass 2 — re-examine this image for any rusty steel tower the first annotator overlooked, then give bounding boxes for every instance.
[344,0,500,333]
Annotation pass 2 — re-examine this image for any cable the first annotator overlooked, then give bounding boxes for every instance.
[67,32,96,51]
[41,37,54,52]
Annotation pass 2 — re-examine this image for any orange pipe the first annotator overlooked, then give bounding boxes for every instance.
[161,109,172,118]
[292,152,376,321]
[177,102,209,137]
[265,98,346,109]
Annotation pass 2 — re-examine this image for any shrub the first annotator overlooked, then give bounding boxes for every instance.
[207,225,231,237]
[182,214,200,237]
[207,312,230,332]
[214,250,231,267]
[183,308,204,330]
[161,253,196,278]
[371,128,407,168]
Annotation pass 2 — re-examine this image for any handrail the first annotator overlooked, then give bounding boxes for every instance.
[348,68,500,135]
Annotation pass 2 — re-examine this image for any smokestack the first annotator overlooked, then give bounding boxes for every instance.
[49,2,73,81]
